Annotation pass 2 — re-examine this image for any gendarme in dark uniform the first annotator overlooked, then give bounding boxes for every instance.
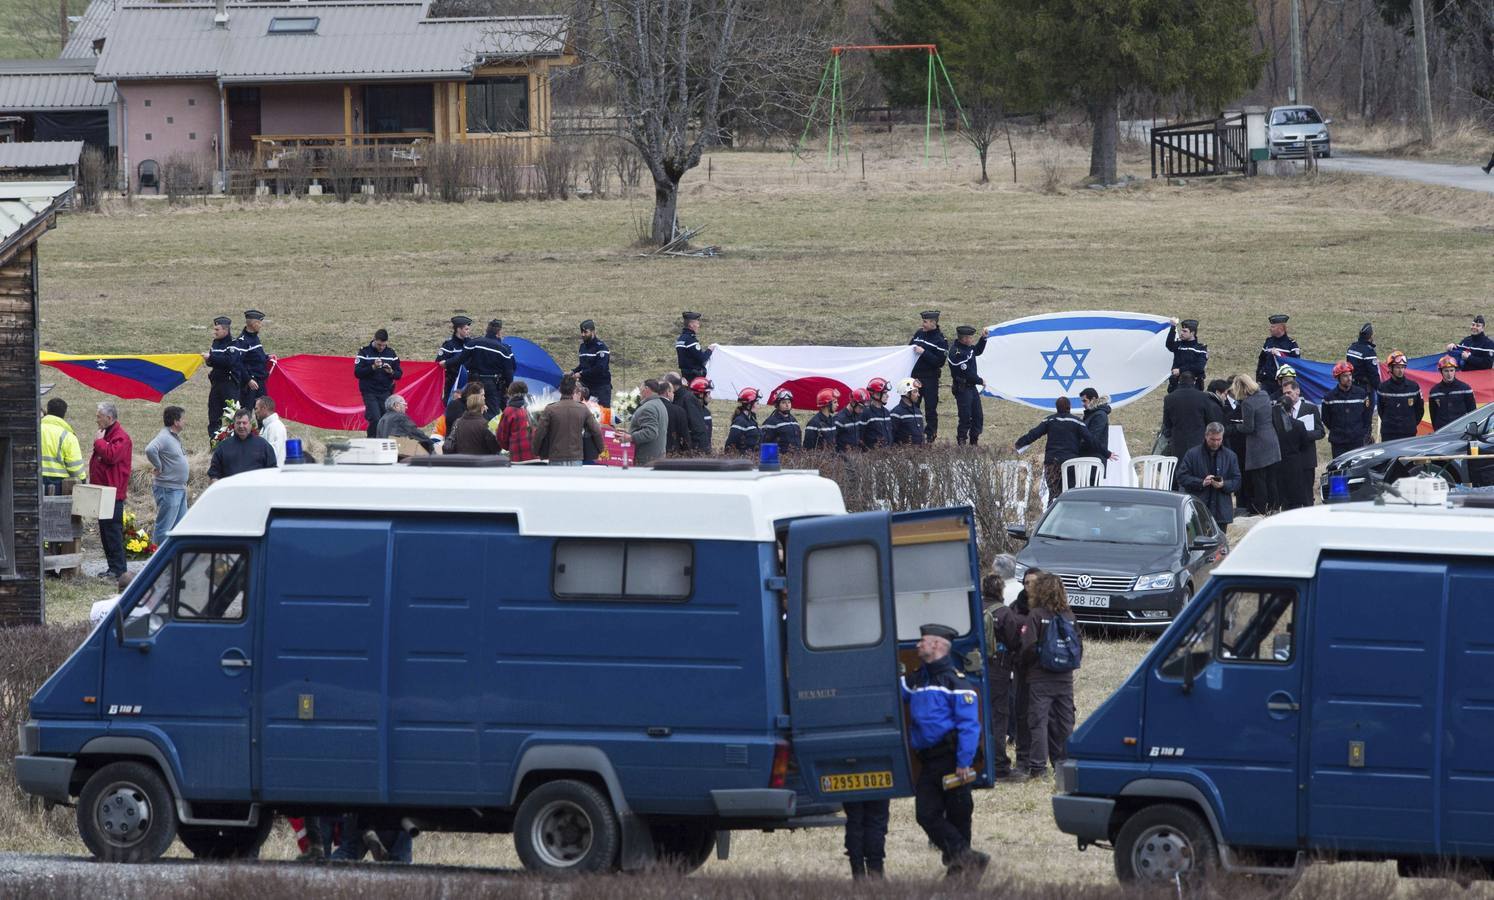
[468,318,515,418]
[233,309,270,411]
[204,315,243,439]
[436,315,473,402]
[574,319,613,407]
[1255,314,1301,398]
[948,325,987,445]
[909,310,948,441]
[675,311,712,381]
[902,623,989,879]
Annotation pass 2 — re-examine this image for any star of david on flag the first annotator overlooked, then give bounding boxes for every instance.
[1040,338,1091,391]
[975,311,1174,411]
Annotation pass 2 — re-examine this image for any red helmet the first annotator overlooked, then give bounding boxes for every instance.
[1331,361,1353,378]
[866,377,890,395]
[1438,355,1459,371]
[737,387,760,404]
[815,387,840,408]
[849,388,870,404]
[773,388,794,404]
[689,377,712,394]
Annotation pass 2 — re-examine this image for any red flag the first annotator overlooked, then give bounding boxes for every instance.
[1401,368,1494,435]
[265,356,446,431]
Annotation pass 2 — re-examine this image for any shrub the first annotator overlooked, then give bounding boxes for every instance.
[161,151,212,204]
[277,149,313,197]
[0,622,91,798]
[325,147,358,203]
[584,139,610,198]
[612,139,643,193]
[425,142,471,203]
[75,147,111,211]
[534,140,578,200]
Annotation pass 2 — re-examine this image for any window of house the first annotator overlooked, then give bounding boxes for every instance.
[0,438,13,576]
[166,116,173,124]
[187,98,195,106]
[804,543,883,650]
[188,132,196,141]
[268,16,319,34]
[466,77,529,133]
[144,133,151,141]
[553,539,692,601]
[143,99,151,107]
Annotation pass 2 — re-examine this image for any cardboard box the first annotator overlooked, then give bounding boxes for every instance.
[71,483,117,519]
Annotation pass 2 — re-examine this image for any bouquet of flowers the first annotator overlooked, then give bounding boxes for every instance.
[611,388,642,425]
[211,399,244,448]
[122,509,157,559]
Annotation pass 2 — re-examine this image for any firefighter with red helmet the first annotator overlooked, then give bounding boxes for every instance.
[680,377,713,452]
[1322,360,1372,459]
[1430,355,1477,430]
[761,388,802,451]
[835,389,868,453]
[890,377,927,445]
[861,377,895,449]
[723,387,762,455]
[803,388,840,451]
[1377,351,1424,442]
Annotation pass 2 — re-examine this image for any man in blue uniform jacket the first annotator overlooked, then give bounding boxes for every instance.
[902,623,990,880]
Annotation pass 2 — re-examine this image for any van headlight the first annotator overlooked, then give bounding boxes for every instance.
[1135,572,1175,592]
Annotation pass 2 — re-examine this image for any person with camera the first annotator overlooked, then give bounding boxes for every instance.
[354,328,404,438]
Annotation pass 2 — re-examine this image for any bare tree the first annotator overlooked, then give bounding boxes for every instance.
[5,0,75,56]
[570,0,828,245]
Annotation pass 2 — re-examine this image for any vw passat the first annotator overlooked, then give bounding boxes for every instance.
[1006,487,1229,631]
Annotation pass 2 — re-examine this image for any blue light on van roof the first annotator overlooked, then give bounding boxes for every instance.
[759,442,780,472]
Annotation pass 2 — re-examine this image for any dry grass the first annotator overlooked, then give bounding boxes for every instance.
[1332,116,1494,166]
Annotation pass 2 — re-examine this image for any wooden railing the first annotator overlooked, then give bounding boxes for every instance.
[1150,115,1248,178]
[251,132,434,167]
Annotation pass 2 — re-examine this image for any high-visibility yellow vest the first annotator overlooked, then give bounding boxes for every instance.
[40,415,85,481]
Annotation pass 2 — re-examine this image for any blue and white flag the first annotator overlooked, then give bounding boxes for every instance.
[979,311,1173,411]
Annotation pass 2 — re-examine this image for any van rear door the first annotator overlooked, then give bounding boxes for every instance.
[784,511,911,803]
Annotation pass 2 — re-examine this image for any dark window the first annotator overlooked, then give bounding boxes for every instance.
[804,543,882,649]
[188,132,196,140]
[143,99,151,107]
[144,133,151,141]
[0,438,13,576]
[187,98,195,107]
[268,16,319,34]
[553,539,692,601]
[363,84,434,134]
[466,77,529,133]
[166,116,173,124]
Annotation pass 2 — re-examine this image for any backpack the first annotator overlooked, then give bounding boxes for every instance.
[1038,614,1082,673]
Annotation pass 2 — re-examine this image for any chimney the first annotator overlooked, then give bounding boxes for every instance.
[214,0,229,28]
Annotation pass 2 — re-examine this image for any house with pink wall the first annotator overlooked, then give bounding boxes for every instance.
[91,1,573,192]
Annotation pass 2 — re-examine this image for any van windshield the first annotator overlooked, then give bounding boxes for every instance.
[1035,500,1178,546]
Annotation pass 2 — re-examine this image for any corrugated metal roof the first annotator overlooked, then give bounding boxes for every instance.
[0,182,74,263]
[62,0,115,58]
[95,3,568,82]
[0,60,117,109]
[0,142,85,170]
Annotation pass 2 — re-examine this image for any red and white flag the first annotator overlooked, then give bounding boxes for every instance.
[707,345,918,410]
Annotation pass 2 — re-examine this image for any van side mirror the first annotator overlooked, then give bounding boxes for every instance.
[1005,525,1027,540]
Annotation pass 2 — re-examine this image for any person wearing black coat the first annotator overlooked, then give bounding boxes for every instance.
[1165,317,1208,392]
[1255,314,1301,399]
[723,391,761,455]
[1321,365,1372,460]
[1161,380,1222,461]
[834,392,866,453]
[573,319,613,407]
[659,380,691,454]
[1378,352,1425,442]
[889,380,926,445]
[675,311,713,380]
[203,315,245,439]
[1276,379,1324,509]
[1014,396,1102,501]
[436,315,473,402]
[1079,388,1111,466]
[468,319,515,417]
[233,309,270,411]
[354,329,404,438]
[803,389,839,451]
[1430,359,1478,429]
[1346,323,1380,430]
[679,378,714,452]
[1177,424,1242,525]
[1448,315,1494,372]
[760,389,802,452]
[909,311,949,440]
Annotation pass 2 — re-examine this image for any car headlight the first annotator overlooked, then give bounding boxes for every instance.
[1340,448,1384,467]
[1135,572,1175,592]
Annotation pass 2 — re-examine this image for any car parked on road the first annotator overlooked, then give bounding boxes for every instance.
[1321,402,1494,502]
[1267,105,1332,159]
[1005,487,1229,631]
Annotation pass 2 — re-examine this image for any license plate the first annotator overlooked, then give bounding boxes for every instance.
[820,771,893,793]
[1068,593,1111,608]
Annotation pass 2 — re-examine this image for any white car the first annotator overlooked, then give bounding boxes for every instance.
[1267,105,1332,159]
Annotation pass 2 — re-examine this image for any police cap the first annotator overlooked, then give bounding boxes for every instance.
[919,623,958,641]
[1359,322,1373,338]
[1268,314,1289,325]
[450,315,472,328]
[580,319,596,332]
[212,315,231,327]
[920,310,940,321]
[682,311,702,322]
[955,325,977,337]
[1477,315,1487,326]
[1180,318,1199,331]
[244,309,266,321]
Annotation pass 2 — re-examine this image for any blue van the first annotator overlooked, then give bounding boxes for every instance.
[16,461,994,872]
[1053,496,1494,883]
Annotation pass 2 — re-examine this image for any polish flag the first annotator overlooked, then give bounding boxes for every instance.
[707,345,919,410]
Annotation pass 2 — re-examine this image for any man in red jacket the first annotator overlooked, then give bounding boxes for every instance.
[89,402,132,579]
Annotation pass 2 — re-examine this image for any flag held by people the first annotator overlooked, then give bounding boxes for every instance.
[707,345,918,411]
[977,311,1173,412]
[40,352,204,401]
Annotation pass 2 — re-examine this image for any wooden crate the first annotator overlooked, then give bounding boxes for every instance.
[71,483,116,519]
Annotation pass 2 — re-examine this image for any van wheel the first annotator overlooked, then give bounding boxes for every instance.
[178,815,273,859]
[77,761,178,863]
[514,780,620,874]
[1114,803,1216,885]
[650,821,716,873]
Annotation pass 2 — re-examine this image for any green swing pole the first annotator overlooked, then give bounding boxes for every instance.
[933,50,971,131]
[933,56,950,163]
[924,51,935,165]
[792,54,837,167]
[827,52,841,168]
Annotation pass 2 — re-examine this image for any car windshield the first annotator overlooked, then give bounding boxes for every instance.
[1034,500,1179,546]
[1271,108,1322,125]
[1434,402,1493,436]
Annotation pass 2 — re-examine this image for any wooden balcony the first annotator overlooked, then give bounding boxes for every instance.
[251,132,434,168]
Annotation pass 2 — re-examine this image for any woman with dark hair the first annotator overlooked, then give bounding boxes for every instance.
[1019,573,1079,780]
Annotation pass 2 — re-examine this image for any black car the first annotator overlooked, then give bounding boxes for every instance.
[1005,487,1228,631]
[1321,402,1494,502]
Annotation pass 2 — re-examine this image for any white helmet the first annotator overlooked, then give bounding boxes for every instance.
[896,377,922,396]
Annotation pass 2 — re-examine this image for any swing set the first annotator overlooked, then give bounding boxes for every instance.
[795,44,968,168]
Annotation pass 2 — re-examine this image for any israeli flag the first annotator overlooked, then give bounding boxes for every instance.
[978,311,1173,411]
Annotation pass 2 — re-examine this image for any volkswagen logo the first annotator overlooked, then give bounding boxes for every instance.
[1076,574,1093,589]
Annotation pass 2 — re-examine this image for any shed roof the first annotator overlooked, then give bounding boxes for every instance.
[94,3,569,83]
[0,141,85,170]
[173,466,847,542]
[0,181,75,267]
[0,59,117,109]
[62,0,115,58]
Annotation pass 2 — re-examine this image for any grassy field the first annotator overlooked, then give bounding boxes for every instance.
[7,132,1494,886]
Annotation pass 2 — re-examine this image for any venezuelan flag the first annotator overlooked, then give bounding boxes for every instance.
[40,352,203,402]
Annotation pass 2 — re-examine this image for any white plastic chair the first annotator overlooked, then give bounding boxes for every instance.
[1061,457,1104,492]
[997,460,1034,526]
[1132,455,1179,490]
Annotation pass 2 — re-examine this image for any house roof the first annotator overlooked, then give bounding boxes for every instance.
[94,3,569,84]
[0,141,85,170]
[62,0,115,58]
[0,181,75,268]
[0,58,117,109]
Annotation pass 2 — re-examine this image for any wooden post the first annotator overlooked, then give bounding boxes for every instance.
[343,84,353,146]
[457,82,467,139]
[1411,0,1435,144]
[432,83,443,142]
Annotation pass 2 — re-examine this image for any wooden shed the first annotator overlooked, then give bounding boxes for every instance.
[0,182,73,626]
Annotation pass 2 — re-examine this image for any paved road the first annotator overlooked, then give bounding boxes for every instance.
[1317,154,1494,194]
